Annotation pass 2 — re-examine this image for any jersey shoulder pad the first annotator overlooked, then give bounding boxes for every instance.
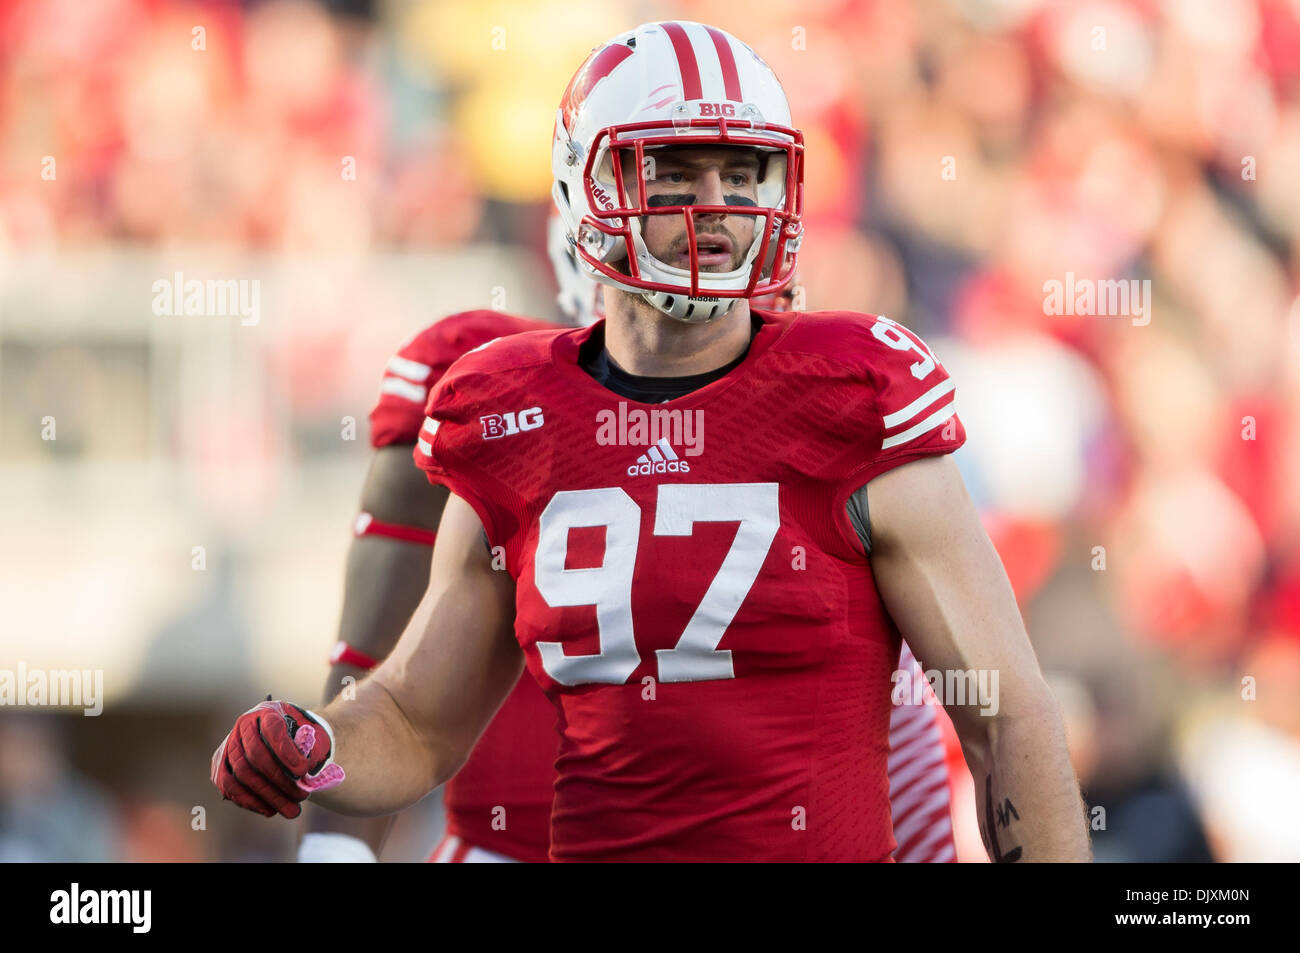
[403,309,556,370]
[432,322,568,391]
[369,310,554,448]
[785,310,966,476]
[412,325,574,539]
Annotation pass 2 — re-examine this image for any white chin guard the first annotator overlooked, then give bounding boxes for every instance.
[640,289,738,323]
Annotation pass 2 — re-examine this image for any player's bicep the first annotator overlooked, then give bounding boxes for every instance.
[361,444,450,528]
[370,492,522,777]
[331,446,450,684]
[866,455,1050,732]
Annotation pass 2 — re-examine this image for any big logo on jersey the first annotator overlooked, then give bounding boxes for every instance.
[481,407,544,439]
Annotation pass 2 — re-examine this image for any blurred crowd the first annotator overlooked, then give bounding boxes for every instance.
[2,0,1299,861]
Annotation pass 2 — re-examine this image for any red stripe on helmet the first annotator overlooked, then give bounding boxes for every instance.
[704,26,742,102]
[561,43,634,130]
[661,22,702,101]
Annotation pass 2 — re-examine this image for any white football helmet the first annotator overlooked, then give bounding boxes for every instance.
[546,208,603,326]
[552,21,804,323]
[751,269,804,313]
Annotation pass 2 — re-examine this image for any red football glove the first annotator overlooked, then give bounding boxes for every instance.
[210,699,346,818]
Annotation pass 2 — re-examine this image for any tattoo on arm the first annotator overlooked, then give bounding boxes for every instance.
[982,773,1023,863]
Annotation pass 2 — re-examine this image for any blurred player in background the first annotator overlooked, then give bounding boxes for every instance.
[296,216,597,864]
[297,305,555,864]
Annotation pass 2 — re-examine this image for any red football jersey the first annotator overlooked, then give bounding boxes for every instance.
[415,309,966,862]
[370,309,559,864]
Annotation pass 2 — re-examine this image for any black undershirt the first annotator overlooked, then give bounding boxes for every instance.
[578,314,762,403]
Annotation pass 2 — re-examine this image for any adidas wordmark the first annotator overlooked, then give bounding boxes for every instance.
[628,438,692,476]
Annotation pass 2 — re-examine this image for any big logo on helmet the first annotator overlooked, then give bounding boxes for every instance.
[698,103,737,117]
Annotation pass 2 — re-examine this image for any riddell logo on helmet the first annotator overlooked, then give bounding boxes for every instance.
[591,183,616,211]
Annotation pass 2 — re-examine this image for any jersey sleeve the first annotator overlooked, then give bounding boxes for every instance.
[368,330,460,449]
[369,311,552,449]
[856,315,965,484]
[409,326,561,551]
[411,374,499,544]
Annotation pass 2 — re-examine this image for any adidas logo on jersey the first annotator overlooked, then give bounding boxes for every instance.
[628,438,691,476]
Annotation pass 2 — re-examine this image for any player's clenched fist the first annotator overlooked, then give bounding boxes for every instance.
[210,699,345,818]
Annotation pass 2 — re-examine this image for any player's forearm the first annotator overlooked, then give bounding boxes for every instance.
[309,676,448,816]
[308,494,521,818]
[302,664,403,851]
[957,685,1091,862]
[311,457,447,825]
[335,536,434,662]
[331,445,447,672]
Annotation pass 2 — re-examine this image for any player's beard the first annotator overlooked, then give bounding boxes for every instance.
[608,218,753,277]
[607,221,754,320]
[663,223,748,273]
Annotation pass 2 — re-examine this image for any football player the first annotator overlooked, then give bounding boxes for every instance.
[295,216,960,862]
[214,21,1087,862]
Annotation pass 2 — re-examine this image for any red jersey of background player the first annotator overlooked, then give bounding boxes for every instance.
[369,308,559,864]
[415,307,965,862]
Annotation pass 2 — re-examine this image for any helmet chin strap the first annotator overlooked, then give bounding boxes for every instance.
[640,288,738,324]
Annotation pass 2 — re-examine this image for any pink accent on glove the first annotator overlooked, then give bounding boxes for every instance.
[293,723,346,793]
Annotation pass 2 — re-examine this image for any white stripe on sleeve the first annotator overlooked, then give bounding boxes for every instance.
[379,377,428,404]
[881,402,956,451]
[387,355,432,381]
[882,379,955,429]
